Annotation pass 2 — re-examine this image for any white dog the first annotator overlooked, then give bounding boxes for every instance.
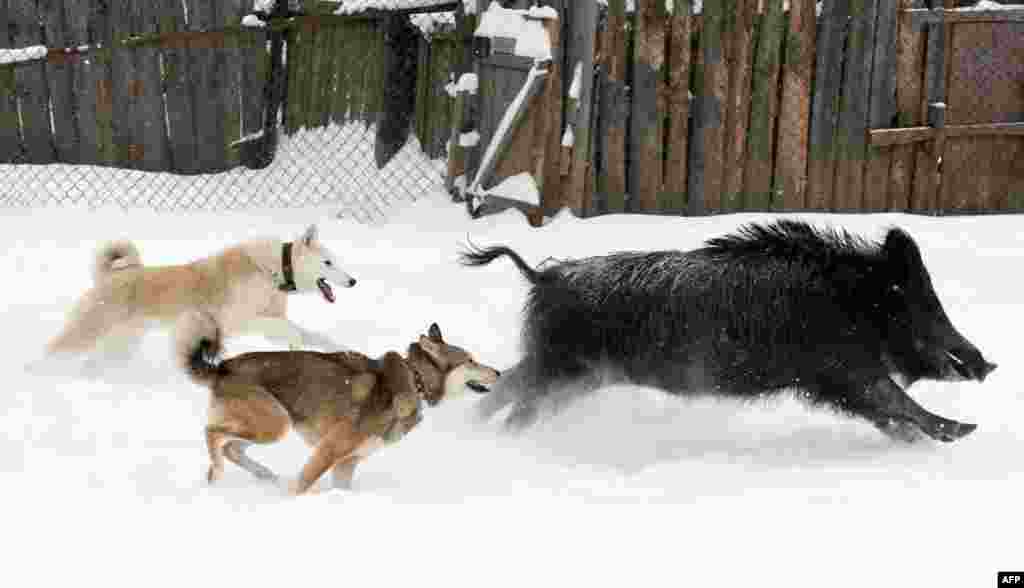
[45,225,355,362]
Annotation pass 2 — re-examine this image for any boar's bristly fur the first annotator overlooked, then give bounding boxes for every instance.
[460,220,996,442]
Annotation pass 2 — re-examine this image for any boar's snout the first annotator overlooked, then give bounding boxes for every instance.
[944,346,997,382]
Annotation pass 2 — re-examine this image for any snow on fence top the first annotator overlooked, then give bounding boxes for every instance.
[474,2,557,61]
[334,0,456,14]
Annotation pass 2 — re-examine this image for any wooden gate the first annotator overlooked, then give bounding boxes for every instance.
[869,3,1024,212]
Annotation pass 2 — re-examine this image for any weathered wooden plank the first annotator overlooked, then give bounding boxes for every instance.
[891,0,925,211]
[630,0,668,212]
[913,16,944,211]
[330,20,351,124]
[240,22,268,153]
[0,1,23,162]
[134,1,170,170]
[808,0,851,209]
[61,2,98,165]
[432,37,458,157]
[566,0,598,215]
[88,0,116,166]
[864,0,899,210]
[598,0,628,213]
[905,7,1024,28]
[775,0,817,210]
[220,0,246,168]
[285,20,307,133]
[161,0,197,172]
[690,0,730,214]
[833,0,879,211]
[745,0,785,210]
[42,2,78,163]
[530,17,561,220]
[870,125,934,145]
[305,19,326,130]
[536,1,565,216]
[11,0,55,163]
[186,1,226,170]
[947,122,1024,138]
[663,0,692,214]
[446,3,477,193]
[722,0,754,211]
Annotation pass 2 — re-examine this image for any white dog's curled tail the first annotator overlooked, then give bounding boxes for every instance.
[92,240,142,283]
[175,311,223,386]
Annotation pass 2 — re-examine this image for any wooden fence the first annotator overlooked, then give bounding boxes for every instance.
[460,0,1024,218]
[0,1,459,172]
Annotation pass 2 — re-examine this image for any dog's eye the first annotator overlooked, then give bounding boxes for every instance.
[324,260,333,267]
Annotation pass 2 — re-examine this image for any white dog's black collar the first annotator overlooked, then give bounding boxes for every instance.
[279,242,297,292]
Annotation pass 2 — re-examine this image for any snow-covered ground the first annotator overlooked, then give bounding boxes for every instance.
[2,192,1022,586]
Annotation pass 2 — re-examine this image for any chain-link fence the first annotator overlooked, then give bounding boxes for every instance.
[0,1,456,223]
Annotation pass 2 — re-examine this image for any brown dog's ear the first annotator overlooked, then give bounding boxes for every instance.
[428,323,443,342]
[418,335,446,367]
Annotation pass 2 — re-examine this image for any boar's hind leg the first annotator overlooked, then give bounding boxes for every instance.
[821,375,977,443]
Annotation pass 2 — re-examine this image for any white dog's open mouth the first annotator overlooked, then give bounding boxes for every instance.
[317,278,335,303]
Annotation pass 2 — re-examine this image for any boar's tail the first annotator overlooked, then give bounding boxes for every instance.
[459,242,540,284]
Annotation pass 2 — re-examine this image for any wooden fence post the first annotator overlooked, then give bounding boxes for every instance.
[564,0,597,216]
[536,10,563,223]
[664,0,692,214]
[891,0,926,211]
[446,2,477,196]
[598,0,629,214]
[774,0,816,210]
[722,0,753,211]
[630,0,669,212]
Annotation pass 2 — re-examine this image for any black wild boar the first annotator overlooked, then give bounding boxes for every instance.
[460,220,996,440]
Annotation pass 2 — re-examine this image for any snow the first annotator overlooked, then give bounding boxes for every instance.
[458,130,480,147]
[445,73,478,97]
[568,61,583,101]
[561,125,575,147]
[241,14,267,27]
[0,45,48,65]
[253,0,276,12]
[3,184,1021,585]
[410,11,455,36]
[961,0,1020,10]
[474,1,553,60]
[0,121,443,222]
[481,171,539,206]
[335,0,455,13]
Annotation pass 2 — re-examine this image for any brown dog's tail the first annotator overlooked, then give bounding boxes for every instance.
[92,240,142,284]
[175,311,223,387]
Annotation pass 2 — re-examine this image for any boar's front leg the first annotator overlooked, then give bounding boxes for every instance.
[811,373,976,443]
[858,376,977,443]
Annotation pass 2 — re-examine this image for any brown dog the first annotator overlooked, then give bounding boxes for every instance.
[176,312,500,495]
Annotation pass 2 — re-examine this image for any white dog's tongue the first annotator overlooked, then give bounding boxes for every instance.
[317,278,335,303]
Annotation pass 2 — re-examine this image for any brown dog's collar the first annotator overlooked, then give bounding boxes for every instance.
[407,360,434,406]
[279,242,297,292]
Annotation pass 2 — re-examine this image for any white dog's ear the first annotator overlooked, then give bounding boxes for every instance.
[300,224,318,247]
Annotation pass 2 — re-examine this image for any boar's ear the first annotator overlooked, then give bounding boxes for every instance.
[883,227,924,281]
